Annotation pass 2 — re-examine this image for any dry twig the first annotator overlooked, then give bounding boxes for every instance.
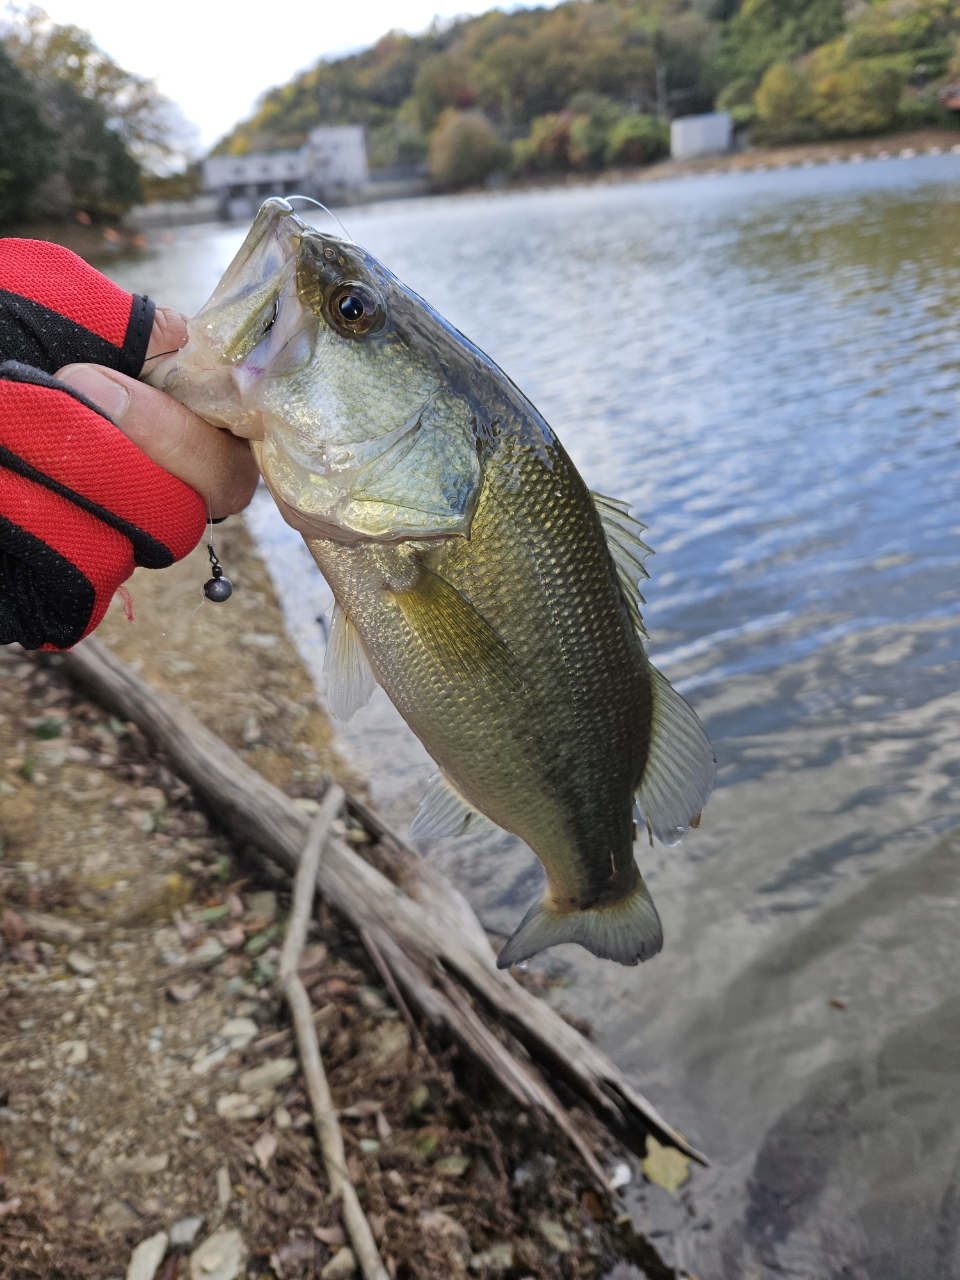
[278,784,389,1280]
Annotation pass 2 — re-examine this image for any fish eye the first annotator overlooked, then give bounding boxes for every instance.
[338,293,365,322]
[326,282,385,338]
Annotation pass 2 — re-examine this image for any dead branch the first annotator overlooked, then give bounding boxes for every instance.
[278,787,388,1280]
[63,636,707,1172]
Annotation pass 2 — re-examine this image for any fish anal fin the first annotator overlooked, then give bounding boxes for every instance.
[390,560,524,693]
[323,604,377,723]
[591,491,653,640]
[409,772,498,840]
[636,664,715,847]
[497,867,662,969]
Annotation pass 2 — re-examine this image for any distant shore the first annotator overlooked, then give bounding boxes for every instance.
[5,126,959,263]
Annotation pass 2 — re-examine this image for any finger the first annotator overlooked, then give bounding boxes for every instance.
[143,305,189,366]
[55,363,260,519]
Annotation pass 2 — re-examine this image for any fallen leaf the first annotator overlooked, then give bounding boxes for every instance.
[1,909,25,945]
[253,1131,277,1173]
[642,1135,690,1193]
[314,1224,346,1247]
[340,1099,383,1119]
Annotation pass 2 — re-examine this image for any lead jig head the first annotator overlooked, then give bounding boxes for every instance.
[203,542,233,602]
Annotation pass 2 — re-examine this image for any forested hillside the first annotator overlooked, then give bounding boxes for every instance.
[0,7,188,226]
[217,0,960,185]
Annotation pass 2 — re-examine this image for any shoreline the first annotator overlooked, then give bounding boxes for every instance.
[4,126,959,264]
[0,519,676,1279]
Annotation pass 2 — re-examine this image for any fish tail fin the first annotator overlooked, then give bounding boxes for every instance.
[496,871,662,969]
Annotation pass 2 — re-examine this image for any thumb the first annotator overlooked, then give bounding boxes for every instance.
[55,363,259,520]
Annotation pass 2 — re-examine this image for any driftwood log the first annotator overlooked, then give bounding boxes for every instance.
[63,637,707,1188]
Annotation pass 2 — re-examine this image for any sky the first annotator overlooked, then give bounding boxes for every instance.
[24,0,519,151]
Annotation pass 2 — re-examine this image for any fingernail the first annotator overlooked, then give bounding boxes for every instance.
[57,365,131,424]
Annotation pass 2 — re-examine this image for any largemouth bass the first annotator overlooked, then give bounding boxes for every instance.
[148,198,715,968]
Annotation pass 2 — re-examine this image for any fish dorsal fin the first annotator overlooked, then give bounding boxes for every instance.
[390,561,524,693]
[323,604,378,723]
[591,491,653,640]
[409,772,498,840]
[637,664,715,847]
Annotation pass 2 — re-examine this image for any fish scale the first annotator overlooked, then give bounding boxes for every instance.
[147,197,715,968]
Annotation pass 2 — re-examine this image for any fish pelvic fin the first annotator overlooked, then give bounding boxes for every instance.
[637,663,716,847]
[496,871,663,969]
[592,491,653,640]
[409,771,499,840]
[390,560,524,694]
[323,604,378,723]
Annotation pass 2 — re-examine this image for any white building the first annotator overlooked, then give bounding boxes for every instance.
[670,112,732,161]
[203,126,369,220]
[308,125,368,189]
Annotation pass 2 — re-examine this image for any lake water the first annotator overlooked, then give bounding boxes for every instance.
[107,156,960,1278]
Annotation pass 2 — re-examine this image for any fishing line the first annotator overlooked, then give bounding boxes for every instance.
[284,194,352,242]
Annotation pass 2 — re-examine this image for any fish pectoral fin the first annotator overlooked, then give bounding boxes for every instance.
[323,604,378,723]
[592,491,653,640]
[496,870,662,969]
[636,663,716,848]
[409,772,499,840]
[389,561,524,693]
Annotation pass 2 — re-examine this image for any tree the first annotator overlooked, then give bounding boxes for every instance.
[4,5,195,174]
[428,109,509,188]
[0,45,57,224]
[605,113,669,165]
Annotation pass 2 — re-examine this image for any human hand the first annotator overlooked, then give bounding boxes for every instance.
[0,238,258,649]
[56,306,259,520]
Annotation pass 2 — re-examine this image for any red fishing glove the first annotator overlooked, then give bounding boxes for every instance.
[0,238,208,650]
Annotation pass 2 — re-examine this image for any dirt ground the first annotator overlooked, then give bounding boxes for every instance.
[0,519,677,1280]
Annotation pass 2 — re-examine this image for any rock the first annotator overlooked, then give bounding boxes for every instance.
[189,1228,247,1280]
[435,1154,471,1176]
[215,1166,232,1209]
[170,1216,205,1247]
[320,1247,357,1279]
[237,632,280,649]
[608,1161,632,1190]
[57,1039,88,1066]
[537,1218,571,1253]
[243,890,276,922]
[239,1057,296,1094]
[110,1153,169,1175]
[101,1200,141,1232]
[167,983,201,1003]
[66,950,96,974]
[20,910,85,944]
[273,1105,292,1130]
[126,1230,168,1280]
[190,1045,230,1076]
[215,1093,260,1120]
[470,1243,514,1272]
[292,797,322,817]
[217,1017,257,1051]
[191,939,226,966]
